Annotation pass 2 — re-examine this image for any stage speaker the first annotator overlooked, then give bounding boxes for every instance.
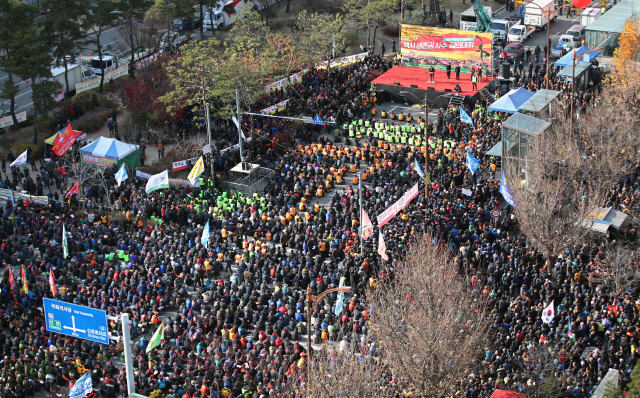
[410,84,418,88]
[444,88,452,92]
[501,63,511,79]
[393,82,401,86]
[427,87,435,91]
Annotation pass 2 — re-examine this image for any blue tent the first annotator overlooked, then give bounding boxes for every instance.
[554,46,600,68]
[80,137,140,168]
[487,88,535,114]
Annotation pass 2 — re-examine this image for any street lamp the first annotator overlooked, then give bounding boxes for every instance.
[570,48,601,133]
[305,285,352,397]
[521,1,584,90]
[399,90,452,198]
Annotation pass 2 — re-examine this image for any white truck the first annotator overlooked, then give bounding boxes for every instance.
[524,0,555,30]
[203,0,259,30]
[551,34,580,57]
[507,23,535,43]
[460,6,493,31]
[580,7,602,27]
[50,63,95,94]
[491,18,518,42]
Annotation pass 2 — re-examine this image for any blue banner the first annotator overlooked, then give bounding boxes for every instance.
[68,372,93,398]
[499,171,517,207]
[414,158,425,179]
[201,221,210,248]
[466,151,480,174]
[460,107,473,125]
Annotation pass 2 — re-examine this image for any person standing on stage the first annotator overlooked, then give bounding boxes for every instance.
[446,63,452,79]
[455,64,461,80]
[472,74,478,91]
[429,65,435,83]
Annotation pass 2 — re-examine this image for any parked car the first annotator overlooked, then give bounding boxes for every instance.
[172,18,192,32]
[500,42,523,63]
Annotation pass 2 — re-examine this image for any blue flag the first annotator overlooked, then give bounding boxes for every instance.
[335,292,344,316]
[115,164,128,187]
[201,221,210,247]
[460,107,473,125]
[466,151,480,174]
[68,372,93,398]
[499,171,517,207]
[414,158,425,179]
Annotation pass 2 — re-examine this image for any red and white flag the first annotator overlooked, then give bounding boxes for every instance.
[361,210,374,240]
[52,124,77,157]
[65,182,79,198]
[8,269,15,289]
[378,232,388,261]
[49,269,58,296]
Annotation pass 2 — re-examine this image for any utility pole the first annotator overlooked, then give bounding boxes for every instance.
[121,313,135,396]
[359,171,363,258]
[236,89,244,162]
[424,96,430,198]
[206,103,214,181]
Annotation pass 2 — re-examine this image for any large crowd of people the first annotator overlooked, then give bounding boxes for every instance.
[0,46,637,398]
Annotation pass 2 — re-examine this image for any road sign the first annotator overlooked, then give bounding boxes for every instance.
[302,116,314,124]
[43,298,109,344]
[492,210,501,218]
[313,115,323,125]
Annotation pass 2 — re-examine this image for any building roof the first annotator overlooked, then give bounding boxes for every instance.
[502,113,551,135]
[558,61,593,78]
[519,89,561,112]
[585,0,640,33]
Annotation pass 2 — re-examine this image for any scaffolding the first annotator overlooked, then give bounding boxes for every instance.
[223,162,275,196]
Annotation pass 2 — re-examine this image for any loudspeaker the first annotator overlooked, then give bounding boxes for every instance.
[393,82,401,86]
[410,84,418,88]
[444,88,452,92]
[427,87,435,91]
[501,63,511,79]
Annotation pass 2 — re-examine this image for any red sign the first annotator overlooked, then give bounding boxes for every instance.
[52,124,77,157]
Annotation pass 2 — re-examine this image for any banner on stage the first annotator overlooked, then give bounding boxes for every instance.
[400,25,492,73]
[376,183,420,228]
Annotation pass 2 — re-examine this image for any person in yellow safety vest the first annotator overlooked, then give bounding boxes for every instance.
[373,129,379,139]
[336,174,343,183]
[381,109,387,118]
[350,163,356,172]
[395,133,400,143]
[390,111,396,120]
[349,127,355,138]
[356,129,362,138]
[383,141,389,150]
[353,174,359,184]
[371,107,376,115]
[407,113,413,122]
[398,112,405,121]
[317,187,324,196]
[378,139,384,148]
[401,133,407,144]
[362,171,368,181]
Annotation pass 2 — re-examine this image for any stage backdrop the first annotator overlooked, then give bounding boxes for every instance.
[401,25,493,74]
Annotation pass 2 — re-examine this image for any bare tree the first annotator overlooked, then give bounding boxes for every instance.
[588,241,640,302]
[505,82,640,273]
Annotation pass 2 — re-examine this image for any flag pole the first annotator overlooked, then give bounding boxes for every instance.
[359,171,363,259]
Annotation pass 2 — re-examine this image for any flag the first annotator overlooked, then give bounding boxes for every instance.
[466,151,480,174]
[201,221,210,248]
[541,300,554,324]
[187,156,205,186]
[114,164,128,187]
[9,150,28,168]
[146,170,169,195]
[52,124,77,157]
[414,158,425,179]
[361,210,374,240]
[49,268,58,296]
[378,233,388,261]
[568,317,575,339]
[68,372,93,398]
[62,225,68,259]
[335,292,345,316]
[146,322,165,353]
[524,156,530,187]
[460,107,473,125]
[8,269,15,289]
[21,265,28,295]
[499,171,517,208]
[65,182,79,198]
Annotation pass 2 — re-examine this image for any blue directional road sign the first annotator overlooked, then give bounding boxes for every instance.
[313,115,323,125]
[43,298,109,344]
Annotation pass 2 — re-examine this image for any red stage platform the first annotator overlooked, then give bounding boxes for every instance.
[372,66,493,97]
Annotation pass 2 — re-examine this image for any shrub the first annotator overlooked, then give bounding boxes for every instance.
[344,32,359,47]
[383,26,400,37]
[11,143,40,158]
[74,110,110,133]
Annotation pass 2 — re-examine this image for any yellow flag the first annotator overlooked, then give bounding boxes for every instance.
[187,156,205,186]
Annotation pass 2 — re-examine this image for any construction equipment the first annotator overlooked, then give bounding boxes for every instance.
[472,0,493,32]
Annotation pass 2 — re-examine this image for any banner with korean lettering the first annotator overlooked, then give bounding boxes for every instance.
[0,112,27,129]
[259,99,289,115]
[173,157,199,171]
[75,65,128,94]
[376,183,420,228]
[400,24,492,73]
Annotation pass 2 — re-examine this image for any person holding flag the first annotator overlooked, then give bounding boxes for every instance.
[114,164,128,187]
[62,224,69,259]
[20,265,28,295]
[9,150,28,168]
[49,268,58,296]
[541,300,554,324]
[361,210,374,240]
[65,182,79,199]
[460,107,474,125]
[146,322,165,353]
[414,158,425,179]
[466,151,480,174]
[201,221,210,248]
